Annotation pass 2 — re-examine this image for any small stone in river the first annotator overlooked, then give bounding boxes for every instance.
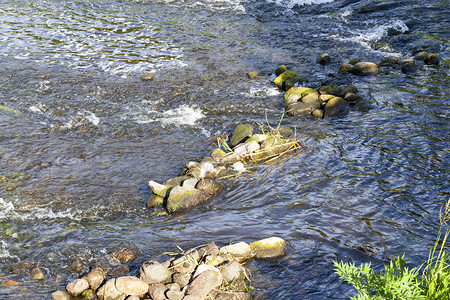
[312,109,324,119]
[110,249,137,264]
[274,65,288,76]
[30,267,45,280]
[230,124,254,147]
[424,53,439,65]
[401,57,416,73]
[316,53,331,65]
[338,63,353,74]
[286,101,320,116]
[115,276,149,296]
[247,71,258,79]
[166,186,211,213]
[338,84,358,98]
[351,62,379,76]
[146,194,165,209]
[415,51,428,60]
[51,290,71,300]
[250,237,287,259]
[66,278,89,296]
[86,267,106,291]
[324,97,350,119]
[344,92,363,104]
[140,72,155,81]
[70,259,85,273]
[273,71,297,89]
[140,261,172,284]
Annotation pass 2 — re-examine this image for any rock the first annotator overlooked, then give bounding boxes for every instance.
[316,53,331,65]
[103,278,126,300]
[233,140,260,157]
[415,51,428,60]
[183,178,199,189]
[379,57,399,66]
[146,194,165,209]
[424,53,439,65]
[246,134,268,144]
[171,256,197,274]
[230,124,254,147]
[276,127,294,138]
[312,109,324,119]
[51,290,71,300]
[210,291,251,300]
[232,162,245,172]
[319,94,334,102]
[247,71,258,79]
[198,242,220,259]
[219,242,253,262]
[301,93,319,103]
[148,283,167,300]
[284,87,317,105]
[274,65,288,76]
[140,73,155,81]
[165,282,181,291]
[323,97,350,119]
[401,57,416,73]
[344,92,363,104]
[351,62,379,76]
[140,261,172,284]
[115,276,148,296]
[250,237,287,259]
[81,289,96,300]
[126,296,140,300]
[30,267,45,280]
[71,259,85,273]
[166,186,211,213]
[338,63,353,74]
[66,278,90,296]
[109,266,130,276]
[283,76,308,91]
[183,295,203,300]
[319,85,340,96]
[111,249,137,264]
[211,148,228,162]
[196,179,225,195]
[166,290,184,300]
[219,153,239,166]
[148,181,170,197]
[338,84,358,98]
[286,101,321,116]
[165,176,190,187]
[273,71,297,89]
[348,58,361,65]
[172,272,191,289]
[187,269,223,297]
[86,268,106,291]
[218,261,244,282]
[192,264,219,278]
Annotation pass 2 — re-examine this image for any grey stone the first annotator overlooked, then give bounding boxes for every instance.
[148,283,166,300]
[115,276,149,296]
[166,186,211,213]
[233,141,260,157]
[166,290,184,300]
[219,242,252,262]
[66,278,89,296]
[338,84,358,98]
[218,261,244,282]
[86,268,106,291]
[316,53,331,65]
[286,101,321,116]
[103,278,126,300]
[172,272,191,289]
[182,178,199,189]
[196,179,225,195]
[140,261,172,284]
[187,269,223,297]
[344,92,363,104]
[351,62,379,76]
[230,124,254,147]
[51,290,71,300]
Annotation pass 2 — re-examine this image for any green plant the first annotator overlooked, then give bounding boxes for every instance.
[334,199,450,300]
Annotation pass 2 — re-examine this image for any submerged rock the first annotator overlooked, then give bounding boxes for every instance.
[324,97,350,119]
[401,57,416,73]
[140,72,155,81]
[316,53,331,65]
[247,71,258,79]
[30,267,45,280]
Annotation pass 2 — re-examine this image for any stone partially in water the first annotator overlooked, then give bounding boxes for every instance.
[110,248,137,264]
[338,63,353,74]
[424,53,439,65]
[146,194,165,209]
[273,71,297,89]
[247,71,258,79]
[166,186,211,213]
[218,260,244,282]
[344,92,363,104]
[211,148,228,162]
[196,178,225,195]
[316,53,331,65]
[148,180,170,197]
[30,267,45,280]
[249,237,287,259]
[312,109,324,119]
[401,57,416,73]
[338,84,358,98]
[140,72,155,81]
[51,290,71,300]
[286,101,320,116]
[319,85,340,96]
[274,65,288,76]
[324,97,350,119]
[230,124,254,147]
[219,242,253,262]
[350,62,379,76]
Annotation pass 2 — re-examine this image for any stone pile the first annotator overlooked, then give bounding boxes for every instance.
[51,237,287,300]
[273,65,366,119]
[147,123,301,213]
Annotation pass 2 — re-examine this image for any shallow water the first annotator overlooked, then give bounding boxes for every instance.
[0,0,449,298]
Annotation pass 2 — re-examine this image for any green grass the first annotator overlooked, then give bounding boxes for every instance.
[334,200,450,300]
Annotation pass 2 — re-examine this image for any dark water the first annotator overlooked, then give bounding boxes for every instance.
[0,0,449,298]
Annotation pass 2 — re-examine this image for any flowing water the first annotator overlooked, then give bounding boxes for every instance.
[0,0,449,298]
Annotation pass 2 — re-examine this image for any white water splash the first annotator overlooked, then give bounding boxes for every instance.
[161,105,205,126]
[266,0,334,9]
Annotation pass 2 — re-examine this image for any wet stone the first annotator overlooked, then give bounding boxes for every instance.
[51,290,71,300]
[30,267,45,280]
[66,278,89,296]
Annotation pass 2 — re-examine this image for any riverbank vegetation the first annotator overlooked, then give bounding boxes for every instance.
[334,199,450,299]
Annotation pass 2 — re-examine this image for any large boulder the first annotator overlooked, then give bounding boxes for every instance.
[324,97,350,119]
[230,124,254,147]
[166,186,211,213]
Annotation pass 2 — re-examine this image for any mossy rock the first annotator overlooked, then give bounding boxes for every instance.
[338,84,358,98]
[319,85,341,96]
[284,87,317,105]
[338,63,353,74]
[273,71,297,89]
[164,176,190,187]
[319,94,334,102]
[348,58,361,65]
[286,101,321,116]
[312,109,324,119]
[230,124,254,147]
[350,62,379,76]
[146,194,165,209]
[301,93,319,103]
[211,148,228,161]
[274,65,288,76]
[166,186,211,213]
[249,237,287,259]
[378,57,399,66]
[324,97,350,119]
[148,181,170,197]
[283,76,308,91]
[424,53,439,65]
[401,57,416,73]
[247,71,258,79]
[415,51,428,60]
[344,92,363,104]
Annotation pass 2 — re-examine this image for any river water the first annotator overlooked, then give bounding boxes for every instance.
[0,0,448,298]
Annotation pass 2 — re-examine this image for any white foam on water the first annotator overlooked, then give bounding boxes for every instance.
[0,240,15,259]
[245,86,281,98]
[161,104,205,126]
[266,0,334,9]
[0,198,81,222]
